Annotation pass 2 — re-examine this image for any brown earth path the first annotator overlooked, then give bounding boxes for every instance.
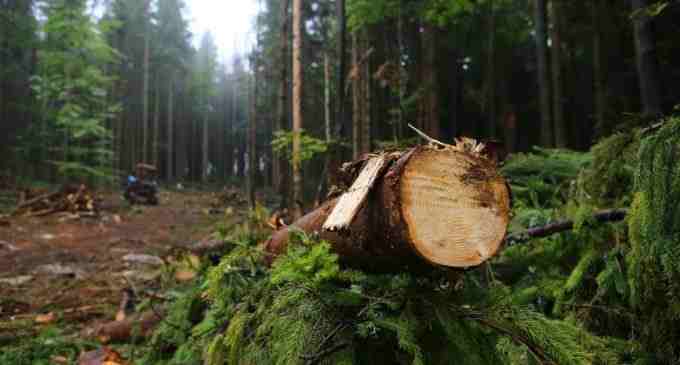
[0,188,243,335]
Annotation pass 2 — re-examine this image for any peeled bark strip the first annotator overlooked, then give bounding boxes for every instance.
[265,146,511,269]
[323,154,389,232]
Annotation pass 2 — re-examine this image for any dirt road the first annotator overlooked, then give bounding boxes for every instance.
[0,189,240,332]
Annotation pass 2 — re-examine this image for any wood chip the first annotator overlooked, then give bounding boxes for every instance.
[175,270,197,282]
[35,312,56,324]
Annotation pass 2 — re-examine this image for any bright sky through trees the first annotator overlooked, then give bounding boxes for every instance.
[187,0,258,60]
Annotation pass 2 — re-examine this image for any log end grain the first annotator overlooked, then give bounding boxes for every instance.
[399,148,511,268]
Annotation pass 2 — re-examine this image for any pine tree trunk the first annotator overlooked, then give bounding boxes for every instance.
[592,0,607,130]
[142,1,150,164]
[265,148,511,270]
[550,0,567,147]
[166,75,174,181]
[324,52,332,143]
[274,0,290,208]
[534,0,553,146]
[352,33,361,160]
[631,0,662,118]
[202,115,209,182]
[292,0,304,217]
[362,35,371,154]
[153,73,160,167]
[486,0,497,139]
[248,72,258,208]
[419,24,440,139]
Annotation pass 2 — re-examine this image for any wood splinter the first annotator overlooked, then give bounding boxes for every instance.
[323,154,389,232]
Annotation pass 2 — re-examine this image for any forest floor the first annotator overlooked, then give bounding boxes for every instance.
[0,187,249,339]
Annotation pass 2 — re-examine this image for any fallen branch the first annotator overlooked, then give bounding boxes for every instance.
[504,209,628,246]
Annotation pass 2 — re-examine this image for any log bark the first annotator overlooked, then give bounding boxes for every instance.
[264,146,511,269]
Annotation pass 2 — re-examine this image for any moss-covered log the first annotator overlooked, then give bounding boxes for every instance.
[264,145,511,269]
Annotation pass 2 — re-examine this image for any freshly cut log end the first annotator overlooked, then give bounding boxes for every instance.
[398,148,511,267]
[264,146,511,271]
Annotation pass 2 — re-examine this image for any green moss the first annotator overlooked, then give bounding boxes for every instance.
[625,117,680,363]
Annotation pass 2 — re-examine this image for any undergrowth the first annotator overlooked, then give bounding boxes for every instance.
[138,226,623,365]
[0,326,96,365]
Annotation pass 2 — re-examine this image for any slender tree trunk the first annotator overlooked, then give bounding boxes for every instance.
[534,0,553,146]
[293,0,303,218]
[550,0,567,147]
[274,0,290,207]
[328,0,347,191]
[292,0,304,217]
[419,24,440,139]
[361,35,371,154]
[396,3,405,141]
[153,73,160,167]
[631,0,662,118]
[351,33,361,159]
[166,75,174,181]
[324,52,332,143]
[232,66,239,178]
[142,1,150,163]
[486,0,497,139]
[202,115,209,182]
[592,0,607,130]
[248,71,257,208]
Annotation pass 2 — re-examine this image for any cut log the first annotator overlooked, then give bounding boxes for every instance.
[264,146,511,269]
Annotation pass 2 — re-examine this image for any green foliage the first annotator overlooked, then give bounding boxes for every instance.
[502,147,592,208]
[272,130,329,164]
[0,327,95,365]
[24,0,119,181]
[347,0,400,31]
[139,222,622,365]
[270,232,339,286]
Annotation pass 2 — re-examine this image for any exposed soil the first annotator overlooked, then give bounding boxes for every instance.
[0,188,246,335]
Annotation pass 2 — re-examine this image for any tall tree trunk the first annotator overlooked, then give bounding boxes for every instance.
[153,73,160,167]
[292,0,304,218]
[202,115,209,182]
[328,0,347,190]
[361,35,371,154]
[336,0,347,137]
[486,0,497,139]
[274,0,290,207]
[419,24,440,139]
[166,75,174,181]
[631,0,662,118]
[248,71,257,208]
[351,33,361,160]
[534,0,553,146]
[232,66,240,178]
[550,0,567,147]
[592,0,607,130]
[142,1,150,163]
[324,52,332,143]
